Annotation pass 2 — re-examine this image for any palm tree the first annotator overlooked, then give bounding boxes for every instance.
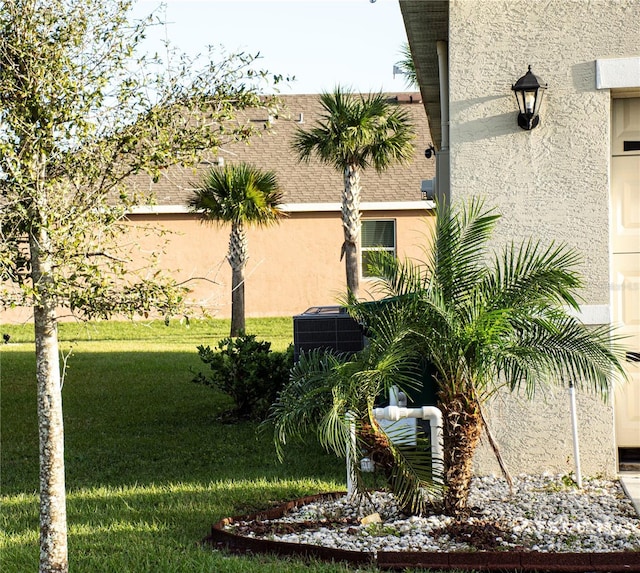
[354,198,627,516]
[291,87,415,298]
[188,162,285,336]
[269,306,441,515]
[395,42,418,89]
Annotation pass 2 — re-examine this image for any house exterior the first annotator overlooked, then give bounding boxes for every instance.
[0,93,436,323]
[401,0,640,475]
[127,93,436,319]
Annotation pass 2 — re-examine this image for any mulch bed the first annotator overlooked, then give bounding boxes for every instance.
[202,491,640,572]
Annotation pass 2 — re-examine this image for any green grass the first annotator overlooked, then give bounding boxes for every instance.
[0,318,454,572]
[1,318,376,573]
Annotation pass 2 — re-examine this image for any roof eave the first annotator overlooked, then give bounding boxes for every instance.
[399,0,449,151]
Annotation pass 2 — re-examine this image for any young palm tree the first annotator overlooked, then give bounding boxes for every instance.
[188,162,285,336]
[291,87,415,298]
[355,198,627,516]
[269,306,441,515]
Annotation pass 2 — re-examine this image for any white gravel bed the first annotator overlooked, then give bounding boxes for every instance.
[227,474,640,555]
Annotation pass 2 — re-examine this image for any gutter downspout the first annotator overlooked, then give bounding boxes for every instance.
[436,40,451,204]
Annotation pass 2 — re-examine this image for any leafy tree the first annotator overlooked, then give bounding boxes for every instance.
[0,1,284,571]
[291,87,415,298]
[188,163,285,336]
[354,198,627,516]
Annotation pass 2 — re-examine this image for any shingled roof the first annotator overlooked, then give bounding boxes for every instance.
[131,93,435,208]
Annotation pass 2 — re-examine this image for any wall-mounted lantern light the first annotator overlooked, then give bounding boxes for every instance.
[512,66,548,130]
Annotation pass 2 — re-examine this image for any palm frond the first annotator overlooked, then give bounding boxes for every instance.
[382,432,442,514]
[361,249,425,300]
[486,239,583,311]
[431,198,499,301]
[395,42,418,89]
[291,87,415,172]
[268,348,345,460]
[498,313,627,399]
[188,162,285,227]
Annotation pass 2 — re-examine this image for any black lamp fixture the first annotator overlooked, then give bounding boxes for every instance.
[511,65,548,130]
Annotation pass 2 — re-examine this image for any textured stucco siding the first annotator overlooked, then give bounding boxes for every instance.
[448,0,640,476]
[475,387,616,478]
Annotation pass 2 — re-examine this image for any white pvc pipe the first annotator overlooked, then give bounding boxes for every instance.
[373,404,444,484]
[569,381,583,488]
[346,388,445,496]
[346,412,357,498]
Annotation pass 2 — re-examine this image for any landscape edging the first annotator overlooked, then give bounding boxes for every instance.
[202,491,640,572]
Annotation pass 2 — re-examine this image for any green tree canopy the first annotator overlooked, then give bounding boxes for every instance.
[0,1,285,570]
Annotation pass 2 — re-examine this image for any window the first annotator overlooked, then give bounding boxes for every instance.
[361,219,396,278]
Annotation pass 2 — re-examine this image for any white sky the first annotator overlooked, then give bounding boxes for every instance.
[131,0,412,94]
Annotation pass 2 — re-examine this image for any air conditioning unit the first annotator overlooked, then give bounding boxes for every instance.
[293,306,365,362]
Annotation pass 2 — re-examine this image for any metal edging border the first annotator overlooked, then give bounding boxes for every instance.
[203,492,640,572]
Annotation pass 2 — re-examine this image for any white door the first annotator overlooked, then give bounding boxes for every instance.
[612,98,640,449]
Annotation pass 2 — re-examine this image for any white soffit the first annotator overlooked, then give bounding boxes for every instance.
[596,57,640,89]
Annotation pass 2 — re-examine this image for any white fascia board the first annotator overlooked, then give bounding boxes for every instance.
[128,201,435,215]
[280,201,435,213]
[596,57,640,89]
[128,205,191,214]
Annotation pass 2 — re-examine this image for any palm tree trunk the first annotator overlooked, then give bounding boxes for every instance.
[228,221,247,337]
[341,163,361,298]
[440,393,483,517]
[30,230,69,573]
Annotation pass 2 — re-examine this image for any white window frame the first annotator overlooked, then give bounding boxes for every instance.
[361,219,397,279]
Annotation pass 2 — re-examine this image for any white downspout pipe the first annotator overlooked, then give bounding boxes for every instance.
[568,381,583,488]
[435,40,450,204]
[436,40,449,151]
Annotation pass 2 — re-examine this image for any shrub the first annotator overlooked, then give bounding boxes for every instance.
[193,333,294,421]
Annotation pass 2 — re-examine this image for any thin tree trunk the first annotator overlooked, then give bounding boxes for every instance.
[479,404,513,491]
[30,230,68,573]
[440,393,483,517]
[228,221,247,337]
[230,266,245,336]
[341,163,361,298]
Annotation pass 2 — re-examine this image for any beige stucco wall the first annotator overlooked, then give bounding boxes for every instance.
[0,209,436,324]
[136,209,435,318]
[448,0,640,476]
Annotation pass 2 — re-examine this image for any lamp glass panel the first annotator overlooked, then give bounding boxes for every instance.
[524,90,536,114]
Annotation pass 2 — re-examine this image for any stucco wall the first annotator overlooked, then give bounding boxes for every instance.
[448,0,640,476]
[0,210,436,324]
[129,209,435,319]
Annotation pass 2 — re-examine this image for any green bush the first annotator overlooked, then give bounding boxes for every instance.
[193,333,294,421]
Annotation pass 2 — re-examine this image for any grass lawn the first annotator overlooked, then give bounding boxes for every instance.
[1,317,381,573]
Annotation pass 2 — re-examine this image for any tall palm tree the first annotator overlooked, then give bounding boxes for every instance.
[291,87,415,298]
[188,162,285,336]
[354,198,627,516]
